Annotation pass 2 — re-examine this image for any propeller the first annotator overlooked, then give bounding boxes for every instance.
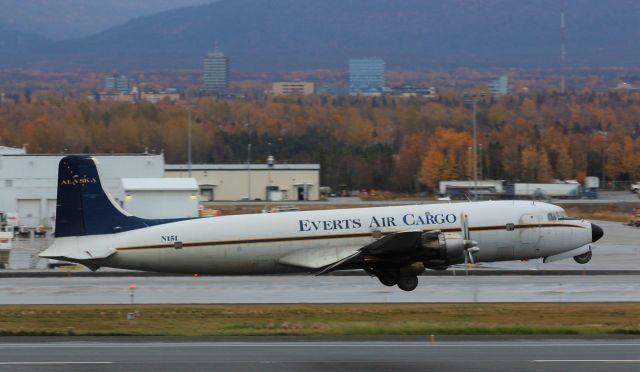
[460,212,479,276]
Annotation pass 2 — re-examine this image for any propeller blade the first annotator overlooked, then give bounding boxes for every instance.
[464,248,469,276]
[460,213,470,240]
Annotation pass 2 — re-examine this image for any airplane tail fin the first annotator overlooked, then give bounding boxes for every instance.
[54,155,184,238]
[55,156,147,237]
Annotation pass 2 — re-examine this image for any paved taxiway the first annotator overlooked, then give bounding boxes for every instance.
[0,337,639,371]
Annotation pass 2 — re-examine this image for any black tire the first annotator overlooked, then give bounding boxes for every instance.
[397,276,419,292]
[573,251,592,264]
[632,188,639,194]
[377,271,398,286]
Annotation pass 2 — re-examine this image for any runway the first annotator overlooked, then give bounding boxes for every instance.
[0,337,639,371]
[1,275,639,304]
[1,220,638,304]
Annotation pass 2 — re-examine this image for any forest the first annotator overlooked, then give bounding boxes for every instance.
[0,90,639,193]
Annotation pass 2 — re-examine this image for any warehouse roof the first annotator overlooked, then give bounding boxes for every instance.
[165,164,320,171]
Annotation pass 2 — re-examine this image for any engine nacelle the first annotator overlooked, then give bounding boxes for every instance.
[420,231,467,266]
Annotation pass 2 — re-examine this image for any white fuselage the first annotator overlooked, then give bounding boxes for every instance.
[44,200,593,274]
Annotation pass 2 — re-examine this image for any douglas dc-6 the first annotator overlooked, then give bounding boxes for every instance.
[41,156,604,291]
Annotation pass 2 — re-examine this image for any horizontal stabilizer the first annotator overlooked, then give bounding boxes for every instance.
[39,236,117,261]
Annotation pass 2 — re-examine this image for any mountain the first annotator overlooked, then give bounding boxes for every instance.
[0,0,216,40]
[1,0,640,71]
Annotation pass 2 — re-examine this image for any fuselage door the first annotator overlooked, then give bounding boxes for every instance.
[519,213,541,244]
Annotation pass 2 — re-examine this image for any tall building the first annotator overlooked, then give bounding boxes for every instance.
[488,75,509,97]
[349,58,385,96]
[105,74,131,93]
[271,82,314,96]
[203,49,230,94]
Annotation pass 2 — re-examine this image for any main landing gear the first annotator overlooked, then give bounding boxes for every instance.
[396,276,419,291]
[377,271,398,287]
[375,270,420,292]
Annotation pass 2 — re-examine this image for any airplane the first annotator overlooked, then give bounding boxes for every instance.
[40,156,604,291]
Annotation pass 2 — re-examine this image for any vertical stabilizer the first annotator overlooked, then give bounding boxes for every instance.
[55,156,187,238]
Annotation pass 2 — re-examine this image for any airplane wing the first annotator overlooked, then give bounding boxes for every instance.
[359,229,424,256]
[313,230,425,275]
[279,228,474,276]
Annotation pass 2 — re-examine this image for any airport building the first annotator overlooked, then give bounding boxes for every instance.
[203,49,230,94]
[121,178,199,218]
[0,147,165,227]
[349,58,385,96]
[165,164,321,201]
[0,145,320,227]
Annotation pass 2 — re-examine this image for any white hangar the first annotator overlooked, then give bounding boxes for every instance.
[165,164,320,201]
[0,147,165,227]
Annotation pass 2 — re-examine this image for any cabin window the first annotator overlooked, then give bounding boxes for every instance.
[174,241,183,250]
[506,223,515,231]
[548,213,557,221]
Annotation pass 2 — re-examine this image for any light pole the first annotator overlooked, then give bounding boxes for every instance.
[600,131,608,189]
[463,91,485,200]
[247,144,252,200]
[479,143,483,181]
[267,142,273,201]
[187,110,192,177]
[472,98,477,200]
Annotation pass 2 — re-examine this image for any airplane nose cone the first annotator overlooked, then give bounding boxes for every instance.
[591,223,604,242]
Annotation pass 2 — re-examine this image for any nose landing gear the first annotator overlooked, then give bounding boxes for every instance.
[573,250,592,264]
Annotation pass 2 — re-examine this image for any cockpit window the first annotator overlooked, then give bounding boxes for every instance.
[549,210,577,221]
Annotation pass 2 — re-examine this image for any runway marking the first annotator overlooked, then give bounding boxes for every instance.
[533,360,640,363]
[1,342,640,348]
[0,362,112,365]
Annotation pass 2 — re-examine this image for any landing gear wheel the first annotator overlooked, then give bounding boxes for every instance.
[377,271,398,287]
[397,276,419,292]
[573,251,592,264]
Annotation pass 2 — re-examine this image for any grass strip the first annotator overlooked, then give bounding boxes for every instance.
[1,303,639,337]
